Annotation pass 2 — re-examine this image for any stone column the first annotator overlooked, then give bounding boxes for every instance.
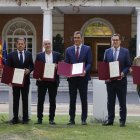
[136,7,140,56]
[42,9,53,44]
[93,79,108,122]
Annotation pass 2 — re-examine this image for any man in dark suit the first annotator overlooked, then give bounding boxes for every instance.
[35,39,61,125]
[7,37,34,124]
[103,34,131,127]
[65,31,92,125]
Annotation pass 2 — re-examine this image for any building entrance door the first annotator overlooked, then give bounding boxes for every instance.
[97,44,110,61]
[84,37,111,74]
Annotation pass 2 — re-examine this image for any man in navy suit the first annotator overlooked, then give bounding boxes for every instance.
[7,37,34,124]
[35,39,61,125]
[103,34,131,127]
[65,31,92,125]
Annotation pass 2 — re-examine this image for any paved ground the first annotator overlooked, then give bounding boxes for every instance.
[0,91,140,116]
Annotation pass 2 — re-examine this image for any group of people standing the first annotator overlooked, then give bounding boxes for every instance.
[6,31,134,127]
[6,31,92,125]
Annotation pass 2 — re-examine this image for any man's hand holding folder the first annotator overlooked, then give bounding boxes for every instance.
[1,65,25,87]
[98,61,121,81]
[33,60,56,81]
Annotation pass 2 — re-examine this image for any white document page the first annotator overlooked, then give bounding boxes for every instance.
[72,63,83,75]
[109,61,120,78]
[43,63,55,79]
[12,68,25,84]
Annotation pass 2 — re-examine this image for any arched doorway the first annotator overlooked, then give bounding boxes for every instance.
[2,18,36,60]
[81,18,115,74]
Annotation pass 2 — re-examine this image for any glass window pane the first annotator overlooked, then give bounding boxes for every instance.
[8,38,12,42]
[27,30,33,35]
[28,49,32,53]
[27,38,32,43]
[14,29,26,35]
[6,20,34,56]
[84,22,112,36]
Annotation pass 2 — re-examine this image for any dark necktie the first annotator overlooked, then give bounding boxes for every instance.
[76,47,79,61]
[20,51,23,64]
[113,48,117,61]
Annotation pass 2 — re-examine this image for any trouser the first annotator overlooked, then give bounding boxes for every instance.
[12,85,29,121]
[37,82,58,121]
[68,77,88,121]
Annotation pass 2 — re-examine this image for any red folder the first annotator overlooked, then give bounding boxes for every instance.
[132,66,140,84]
[33,61,44,79]
[1,65,24,87]
[33,61,56,81]
[98,61,121,80]
[57,62,85,77]
[98,62,110,80]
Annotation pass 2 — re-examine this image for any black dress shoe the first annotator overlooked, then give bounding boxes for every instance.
[67,121,75,125]
[81,121,87,125]
[102,121,113,126]
[22,120,29,124]
[34,120,42,124]
[120,122,125,127]
[49,120,56,125]
[9,119,19,125]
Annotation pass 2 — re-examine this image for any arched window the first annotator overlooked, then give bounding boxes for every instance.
[81,18,115,37]
[2,18,36,60]
[84,22,112,36]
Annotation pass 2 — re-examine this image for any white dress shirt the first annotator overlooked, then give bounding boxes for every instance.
[45,52,53,64]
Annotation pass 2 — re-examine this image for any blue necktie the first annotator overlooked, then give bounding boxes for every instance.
[20,52,23,64]
[113,48,117,61]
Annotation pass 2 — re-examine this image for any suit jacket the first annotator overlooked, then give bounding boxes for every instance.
[36,51,61,85]
[65,44,92,81]
[104,47,131,76]
[7,50,34,85]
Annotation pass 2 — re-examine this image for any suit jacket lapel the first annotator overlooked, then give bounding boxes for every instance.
[24,51,30,64]
[78,45,84,62]
[42,52,46,63]
[71,46,76,62]
[24,51,27,64]
[15,51,20,63]
[110,48,114,61]
[52,52,55,63]
[117,47,122,61]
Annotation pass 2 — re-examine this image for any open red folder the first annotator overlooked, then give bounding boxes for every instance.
[98,61,121,80]
[131,66,140,84]
[57,62,85,77]
[1,65,25,87]
[33,61,56,81]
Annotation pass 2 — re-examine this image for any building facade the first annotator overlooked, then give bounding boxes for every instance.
[0,0,140,73]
